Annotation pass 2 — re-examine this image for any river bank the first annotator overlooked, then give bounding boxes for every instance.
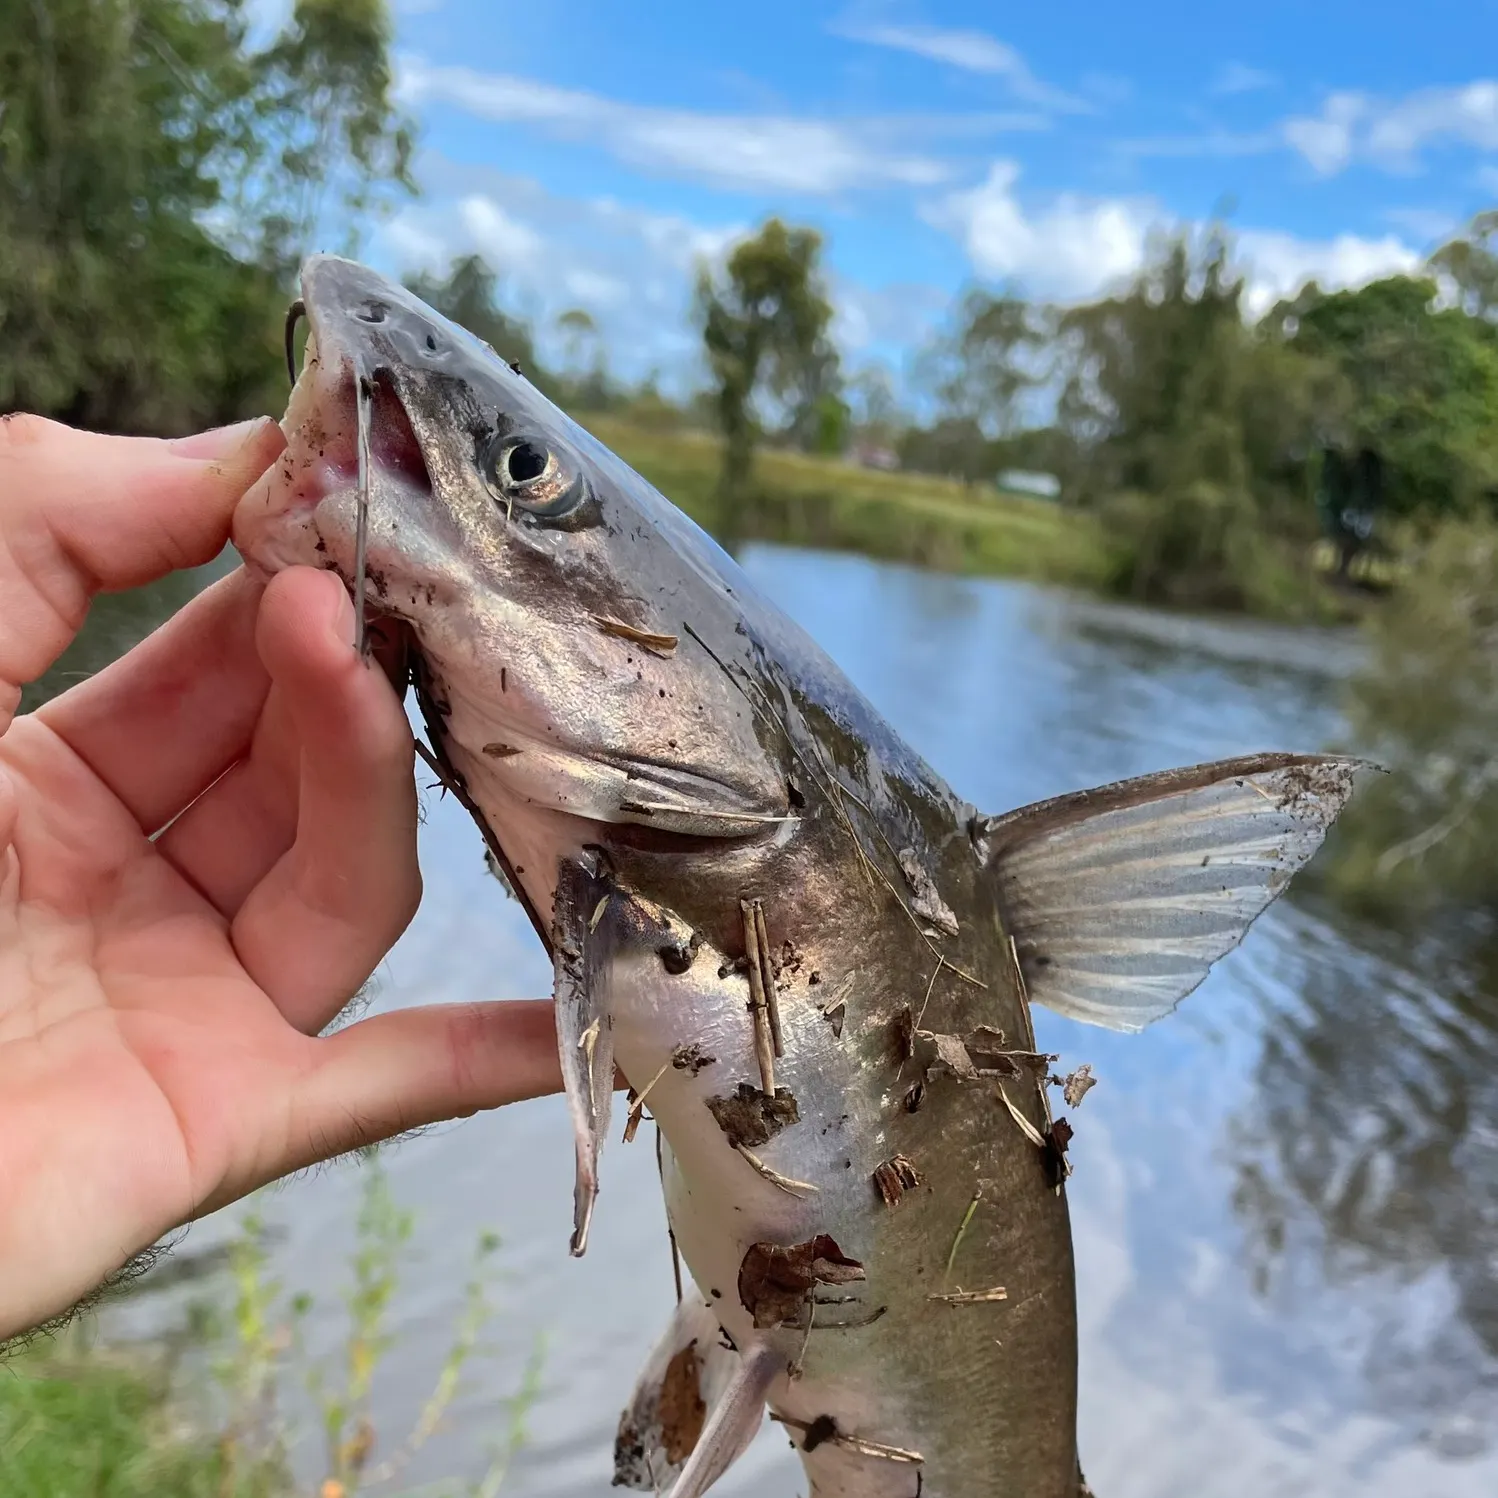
[582,417,1376,623]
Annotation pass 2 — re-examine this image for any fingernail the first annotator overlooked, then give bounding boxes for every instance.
[169,416,277,458]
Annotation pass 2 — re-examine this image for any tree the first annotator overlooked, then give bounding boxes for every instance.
[0,0,412,434]
[920,287,1042,445]
[555,306,611,408]
[1054,225,1340,611]
[1272,275,1498,523]
[695,218,839,537]
[1429,209,1498,322]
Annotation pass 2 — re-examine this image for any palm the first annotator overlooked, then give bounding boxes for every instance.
[0,566,426,1321]
[0,419,562,1344]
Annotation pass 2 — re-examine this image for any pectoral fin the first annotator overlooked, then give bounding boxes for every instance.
[614,1296,751,1491]
[666,1340,780,1498]
[977,753,1367,1033]
[553,853,616,1256]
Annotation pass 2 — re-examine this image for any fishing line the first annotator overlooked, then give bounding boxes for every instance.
[354,372,373,657]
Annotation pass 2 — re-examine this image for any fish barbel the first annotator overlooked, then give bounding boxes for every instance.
[232,256,1366,1497]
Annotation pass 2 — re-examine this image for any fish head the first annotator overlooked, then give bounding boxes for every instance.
[233,256,792,932]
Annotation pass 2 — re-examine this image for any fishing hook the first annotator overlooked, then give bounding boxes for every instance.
[284,298,306,385]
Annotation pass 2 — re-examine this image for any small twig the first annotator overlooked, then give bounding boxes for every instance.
[735,1144,818,1197]
[789,1298,815,1380]
[771,1413,923,1465]
[593,615,679,656]
[927,1286,1008,1305]
[995,1083,1048,1149]
[742,899,777,1093]
[622,1058,673,1144]
[752,901,785,1059]
[656,1128,683,1305]
[914,958,942,1032]
[944,1192,982,1289]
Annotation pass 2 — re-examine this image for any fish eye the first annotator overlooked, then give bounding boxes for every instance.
[506,441,547,483]
[484,433,586,518]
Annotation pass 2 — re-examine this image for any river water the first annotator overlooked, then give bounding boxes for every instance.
[38,544,1498,1497]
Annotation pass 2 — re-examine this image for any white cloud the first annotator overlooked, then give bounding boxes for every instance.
[1284,92,1369,175]
[395,57,952,194]
[928,160,1420,316]
[1234,229,1421,318]
[1286,81,1498,175]
[372,163,749,389]
[458,196,544,270]
[1367,80,1498,162]
[926,161,1154,298]
[1211,63,1277,97]
[561,268,630,309]
[1382,206,1461,247]
[831,20,1089,112]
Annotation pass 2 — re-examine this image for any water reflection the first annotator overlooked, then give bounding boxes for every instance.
[1231,909,1498,1460]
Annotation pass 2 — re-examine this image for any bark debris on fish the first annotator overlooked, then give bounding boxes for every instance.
[232,256,1370,1498]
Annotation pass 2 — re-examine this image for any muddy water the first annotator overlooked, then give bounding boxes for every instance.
[51,544,1497,1497]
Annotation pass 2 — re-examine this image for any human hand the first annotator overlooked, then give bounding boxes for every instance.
[0,414,563,1340]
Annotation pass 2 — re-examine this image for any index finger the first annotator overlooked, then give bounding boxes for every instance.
[0,414,287,732]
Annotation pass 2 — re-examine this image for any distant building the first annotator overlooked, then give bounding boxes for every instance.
[850,441,900,472]
[998,469,1061,500]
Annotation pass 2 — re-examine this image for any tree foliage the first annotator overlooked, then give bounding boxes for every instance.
[0,0,411,434]
[695,217,839,534]
[1319,517,1498,929]
[1270,273,1498,522]
[1051,227,1341,611]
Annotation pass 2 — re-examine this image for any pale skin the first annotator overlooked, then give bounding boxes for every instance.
[0,413,566,1342]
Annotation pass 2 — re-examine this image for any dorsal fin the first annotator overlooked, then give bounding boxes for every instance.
[975,753,1367,1033]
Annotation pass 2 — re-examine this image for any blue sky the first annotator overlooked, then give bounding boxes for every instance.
[265,1,1498,387]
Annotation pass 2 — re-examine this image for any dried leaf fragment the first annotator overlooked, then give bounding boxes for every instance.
[897,847,959,937]
[657,1342,706,1465]
[705,1083,799,1148]
[1061,1064,1097,1108]
[872,1154,923,1206]
[738,1235,865,1329]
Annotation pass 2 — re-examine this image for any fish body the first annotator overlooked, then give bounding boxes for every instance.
[234,257,1364,1498]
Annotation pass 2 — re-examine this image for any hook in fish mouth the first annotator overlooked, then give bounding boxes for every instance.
[284,298,306,386]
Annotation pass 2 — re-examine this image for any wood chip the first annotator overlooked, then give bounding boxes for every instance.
[872,1153,923,1206]
[594,615,678,656]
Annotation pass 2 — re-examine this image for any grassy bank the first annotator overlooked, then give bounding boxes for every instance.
[0,1157,537,1498]
[584,416,1116,590]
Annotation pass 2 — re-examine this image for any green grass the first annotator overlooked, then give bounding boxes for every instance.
[0,1340,254,1498]
[583,417,1115,590]
[0,1155,540,1498]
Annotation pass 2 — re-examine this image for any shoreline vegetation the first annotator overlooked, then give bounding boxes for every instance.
[0,1154,538,1498]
